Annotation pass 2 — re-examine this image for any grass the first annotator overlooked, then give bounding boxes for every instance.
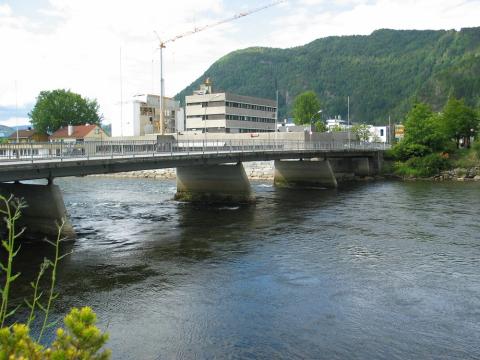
[450,146,480,169]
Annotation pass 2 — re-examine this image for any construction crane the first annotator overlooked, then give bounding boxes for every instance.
[153,0,286,134]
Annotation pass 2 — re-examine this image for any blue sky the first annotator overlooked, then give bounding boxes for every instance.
[0,0,478,128]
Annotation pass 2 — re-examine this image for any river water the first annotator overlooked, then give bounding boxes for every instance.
[8,177,480,359]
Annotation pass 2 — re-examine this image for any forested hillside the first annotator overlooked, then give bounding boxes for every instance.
[176,27,480,125]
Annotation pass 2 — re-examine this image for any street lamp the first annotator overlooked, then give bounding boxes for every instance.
[204,93,222,147]
[310,110,322,142]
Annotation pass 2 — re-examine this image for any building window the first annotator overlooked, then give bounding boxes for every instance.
[380,129,384,136]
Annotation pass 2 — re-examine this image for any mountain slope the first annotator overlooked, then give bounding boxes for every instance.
[176,27,480,125]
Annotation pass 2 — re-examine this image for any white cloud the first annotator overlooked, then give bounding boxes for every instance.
[0,0,478,129]
[0,3,11,16]
[0,117,31,128]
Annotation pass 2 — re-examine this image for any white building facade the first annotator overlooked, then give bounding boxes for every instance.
[185,81,277,133]
[112,94,184,137]
[368,125,390,143]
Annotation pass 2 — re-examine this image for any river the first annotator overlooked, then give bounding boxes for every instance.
[7,177,480,359]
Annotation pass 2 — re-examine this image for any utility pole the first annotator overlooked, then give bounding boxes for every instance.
[120,47,124,137]
[347,96,350,148]
[275,88,278,144]
[388,115,391,144]
[15,80,18,143]
[159,42,165,134]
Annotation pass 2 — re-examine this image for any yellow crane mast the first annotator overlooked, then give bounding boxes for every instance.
[154,0,286,134]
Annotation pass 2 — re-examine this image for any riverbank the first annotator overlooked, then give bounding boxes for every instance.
[90,161,387,182]
[387,166,480,182]
[90,161,276,181]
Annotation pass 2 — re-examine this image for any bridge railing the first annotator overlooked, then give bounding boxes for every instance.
[0,139,390,163]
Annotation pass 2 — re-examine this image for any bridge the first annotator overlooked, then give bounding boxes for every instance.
[0,139,388,238]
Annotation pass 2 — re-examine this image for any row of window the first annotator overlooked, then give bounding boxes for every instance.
[185,128,274,133]
[186,114,275,123]
[225,101,276,113]
[186,101,276,113]
[226,115,275,123]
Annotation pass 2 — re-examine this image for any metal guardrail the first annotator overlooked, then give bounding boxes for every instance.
[0,140,390,163]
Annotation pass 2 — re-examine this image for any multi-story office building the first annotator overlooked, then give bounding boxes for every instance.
[185,79,277,133]
[112,94,184,137]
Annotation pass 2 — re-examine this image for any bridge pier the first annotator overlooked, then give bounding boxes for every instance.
[175,163,255,203]
[329,155,383,179]
[0,182,75,239]
[274,159,337,188]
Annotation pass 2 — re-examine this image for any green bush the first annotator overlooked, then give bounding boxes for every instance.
[473,140,480,157]
[0,307,110,359]
[395,153,450,177]
[391,142,431,161]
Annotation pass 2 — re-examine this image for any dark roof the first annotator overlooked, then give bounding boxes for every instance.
[50,124,99,139]
[8,129,36,139]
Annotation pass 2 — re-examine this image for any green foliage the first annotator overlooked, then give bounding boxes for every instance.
[473,139,480,157]
[402,103,447,151]
[395,153,450,177]
[315,121,327,132]
[351,124,370,142]
[329,124,344,132]
[0,195,110,359]
[0,196,25,327]
[390,100,467,177]
[0,307,110,359]
[441,97,479,148]
[29,89,102,134]
[292,91,321,125]
[391,142,431,161]
[176,27,480,124]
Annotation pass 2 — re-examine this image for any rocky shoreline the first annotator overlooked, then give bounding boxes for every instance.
[388,166,480,182]
[434,167,480,181]
[90,161,276,181]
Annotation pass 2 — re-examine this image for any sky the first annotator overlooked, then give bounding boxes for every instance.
[0,0,479,128]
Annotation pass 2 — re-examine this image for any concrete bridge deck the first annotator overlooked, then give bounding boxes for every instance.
[0,139,389,238]
[0,139,387,182]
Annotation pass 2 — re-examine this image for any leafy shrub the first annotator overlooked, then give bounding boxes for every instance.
[395,153,450,177]
[473,140,480,157]
[390,142,431,161]
[0,307,110,359]
[0,195,111,359]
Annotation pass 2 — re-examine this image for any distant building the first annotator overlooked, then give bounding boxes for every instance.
[8,129,48,143]
[394,124,405,141]
[50,124,107,143]
[368,125,391,143]
[326,116,350,131]
[185,79,277,133]
[112,94,184,137]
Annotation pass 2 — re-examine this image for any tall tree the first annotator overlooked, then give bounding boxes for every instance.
[441,97,479,148]
[292,91,322,126]
[403,102,446,151]
[29,89,102,134]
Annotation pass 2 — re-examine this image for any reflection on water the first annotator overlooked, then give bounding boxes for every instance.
[6,177,480,359]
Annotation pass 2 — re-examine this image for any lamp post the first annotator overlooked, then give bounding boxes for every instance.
[204,93,222,148]
[310,109,322,143]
